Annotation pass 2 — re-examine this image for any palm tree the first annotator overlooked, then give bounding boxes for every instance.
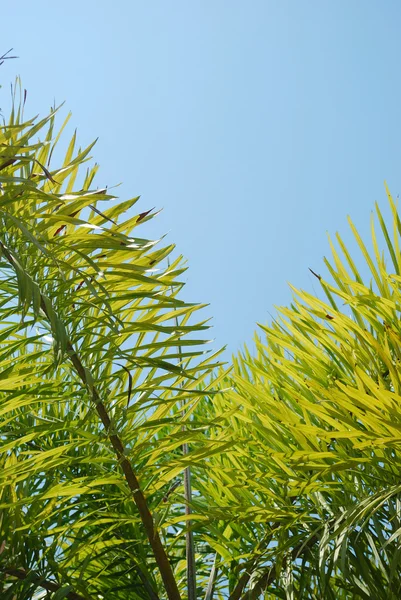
[196,188,401,598]
[0,81,221,600]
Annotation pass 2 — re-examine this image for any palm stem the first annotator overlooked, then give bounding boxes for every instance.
[183,439,196,600]
[171,268,197,600]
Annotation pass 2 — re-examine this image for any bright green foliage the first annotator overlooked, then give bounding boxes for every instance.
[198,188,401,598]
[0,82,221,600]
[2,77,401,600]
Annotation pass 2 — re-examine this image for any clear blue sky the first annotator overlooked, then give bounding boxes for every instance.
[1,1,401,356]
